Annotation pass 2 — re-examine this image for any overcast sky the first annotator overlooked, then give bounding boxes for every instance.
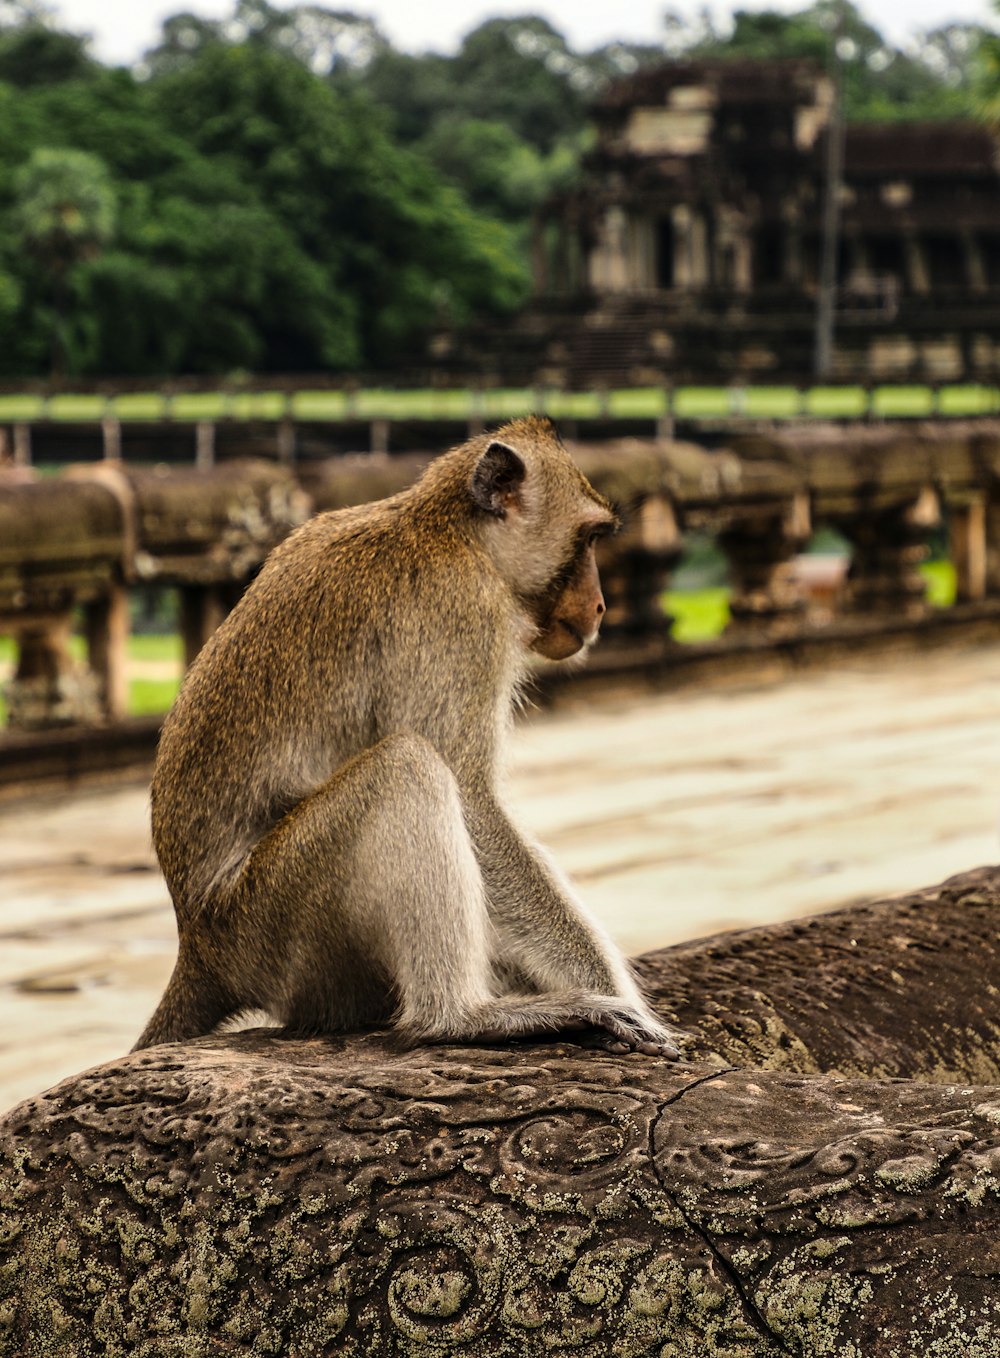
[44,0,1000,68]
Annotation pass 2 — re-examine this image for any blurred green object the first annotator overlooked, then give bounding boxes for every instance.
[663,560,956,645]
[128,678,182,716]
[665,588,732,642]
[921,559,957,608]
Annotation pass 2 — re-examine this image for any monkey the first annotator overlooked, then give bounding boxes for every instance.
[134,417,681,1058]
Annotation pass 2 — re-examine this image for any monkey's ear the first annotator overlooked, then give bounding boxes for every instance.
[471,442,526,519]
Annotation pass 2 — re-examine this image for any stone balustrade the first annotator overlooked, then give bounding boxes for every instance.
[0,461,307,728]
[3,422,1000,729]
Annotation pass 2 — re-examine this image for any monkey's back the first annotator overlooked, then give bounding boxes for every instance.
[151,492,511,912]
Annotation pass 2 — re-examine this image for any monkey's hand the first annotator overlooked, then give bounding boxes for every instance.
[583,1003,685,1060]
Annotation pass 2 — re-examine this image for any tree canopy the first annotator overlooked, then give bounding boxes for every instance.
[0,0,991,378]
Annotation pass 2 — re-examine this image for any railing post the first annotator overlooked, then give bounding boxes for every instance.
[716,492,812,637]
[195,421,215,470]
[101,414,122,462]
[950,494,987,602]
[83,580,130,720]
[837,487,940,618]
[370,418,390,456]
[179,585,228,670]
[13,423,31,465]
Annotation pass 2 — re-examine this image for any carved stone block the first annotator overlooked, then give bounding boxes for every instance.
[4,868,1000,1353]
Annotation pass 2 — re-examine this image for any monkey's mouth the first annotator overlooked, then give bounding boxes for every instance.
[554,618,585,647]
[532,615,597,660]
[559,618,603,652]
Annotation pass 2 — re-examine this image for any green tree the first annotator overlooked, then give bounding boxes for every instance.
[973,6,1000,124]
[668,1,982,120]
[416,116,582,223]
[0,2,529,375]
[11,145,115,373]
[0,20,92,86]
[145,0,388,76]
[351,16,593,247]
[358,16,589,155]
[447,17,588,153]
[145,34,527,367]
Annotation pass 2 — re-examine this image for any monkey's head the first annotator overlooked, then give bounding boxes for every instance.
[466,417,618,661]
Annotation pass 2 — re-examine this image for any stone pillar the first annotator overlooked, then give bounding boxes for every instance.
[904,233,930,295]
[672,206,693,288]
[731,229,752,293]
[983,492,1000,597]
[688,212,709,288]
[101,414,122,461]
[714,209,751,292]
[589,207,630,293]
[195,421,215,470]
[599,494,683,640]
[963,229,987,293]
[633,215,656,290]
[717,492,812,636]
[5,614,103,730]
[949,495,987,602]
[13,423,31,466]
[83,579,130,720]
[179,585,228,669]
[838,487,940,617]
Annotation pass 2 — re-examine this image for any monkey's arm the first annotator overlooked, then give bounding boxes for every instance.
[461,787,665,1017]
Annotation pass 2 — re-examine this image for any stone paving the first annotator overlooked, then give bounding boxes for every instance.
[1,641,999,1114]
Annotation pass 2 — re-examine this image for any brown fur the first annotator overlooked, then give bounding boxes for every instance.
[135,418,680,1056]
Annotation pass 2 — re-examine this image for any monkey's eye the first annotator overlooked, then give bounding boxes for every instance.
[585,522,615,548]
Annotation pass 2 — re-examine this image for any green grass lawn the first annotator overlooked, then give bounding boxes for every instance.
[127,633,184,715]
[129,677,182,715]
[1,382,999,425]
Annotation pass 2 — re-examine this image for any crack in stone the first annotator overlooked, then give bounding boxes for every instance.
[649,1068,795,1356]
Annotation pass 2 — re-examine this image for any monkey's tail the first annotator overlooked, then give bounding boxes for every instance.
[132,958,234,1051]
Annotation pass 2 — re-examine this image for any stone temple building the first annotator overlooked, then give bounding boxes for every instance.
[454,59,1000,387]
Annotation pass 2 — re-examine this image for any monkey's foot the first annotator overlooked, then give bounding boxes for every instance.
[581,1006,685,1060]
[589,1033,682,1059]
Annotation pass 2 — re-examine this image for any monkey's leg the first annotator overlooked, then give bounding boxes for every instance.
[223,731,501,1040]
[132,939,240,1050]
[229,732,671,1049]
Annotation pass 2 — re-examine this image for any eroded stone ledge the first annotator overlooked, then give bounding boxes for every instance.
[3,866,1000,1356]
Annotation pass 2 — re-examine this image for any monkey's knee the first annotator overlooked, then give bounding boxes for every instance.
[367,731,464,822]
[373,730,450,783]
